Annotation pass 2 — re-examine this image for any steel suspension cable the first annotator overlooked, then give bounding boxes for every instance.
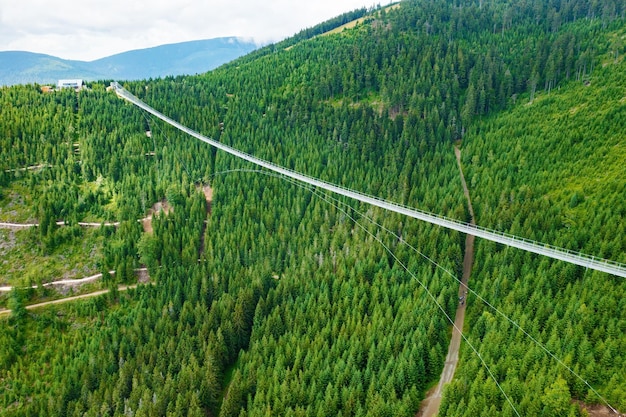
[112,82,626,279]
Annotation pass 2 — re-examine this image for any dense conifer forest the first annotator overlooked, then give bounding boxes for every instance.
[0,0,625,416]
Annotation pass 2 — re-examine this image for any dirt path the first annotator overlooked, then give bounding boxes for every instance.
[418,147,476,417]
[0,222,37,229]
[0,271,112,292]
[0,284,142,317]
[140,199,173,234]
[0,268,148,293]
[4,164,51,173]
[198,185,213,257]
[0,221,120,230]
[454,147,475,222]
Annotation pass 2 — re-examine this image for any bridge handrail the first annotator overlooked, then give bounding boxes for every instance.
[112,82,626,277]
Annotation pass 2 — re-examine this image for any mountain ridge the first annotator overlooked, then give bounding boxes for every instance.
[0,37,258,86]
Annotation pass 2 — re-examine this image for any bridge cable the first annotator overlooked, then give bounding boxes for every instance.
[143,112,195,181]
[210,168,520,416]
[213,168,620,415]
[112,82,626,279]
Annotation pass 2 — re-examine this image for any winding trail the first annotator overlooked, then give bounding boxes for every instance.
[0,268,148,293]
[0,221,120,229]
[0,271,112,292]
[418,146,476,417]
[4,164,51,173]
[0,284,141,317]
[0,268,151,316]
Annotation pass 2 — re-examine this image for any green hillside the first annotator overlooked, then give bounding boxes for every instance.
[442,57,626,416]
[0,1,625,416]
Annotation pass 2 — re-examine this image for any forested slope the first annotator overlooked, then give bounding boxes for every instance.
[441,57,626,416]
[0,0,625,416]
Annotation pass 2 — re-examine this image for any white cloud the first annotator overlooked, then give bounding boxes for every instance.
[0,0,378,60]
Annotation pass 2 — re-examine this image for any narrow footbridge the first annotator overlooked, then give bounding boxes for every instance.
[112,82,626,278]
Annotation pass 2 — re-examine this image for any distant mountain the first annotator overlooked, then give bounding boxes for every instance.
[0,37,258,86]
[0,52,99,86]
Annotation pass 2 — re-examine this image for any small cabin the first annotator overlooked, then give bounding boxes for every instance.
[57,79,83,90]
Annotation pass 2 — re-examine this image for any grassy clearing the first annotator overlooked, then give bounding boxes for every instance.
[323,92,387,117]
[0,280,106,311]
[320,3,401,37]
[322,18,365,36]
[0,182,36,223]
[0,174,119,224]
[0,227,104,288]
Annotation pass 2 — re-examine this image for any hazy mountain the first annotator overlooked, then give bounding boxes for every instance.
[0,52,98,86]
[0,37,258,86]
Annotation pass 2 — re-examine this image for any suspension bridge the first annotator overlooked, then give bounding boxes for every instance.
[112,82,626,279]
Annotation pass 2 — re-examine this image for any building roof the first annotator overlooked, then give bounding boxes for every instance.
[57,79,83,88]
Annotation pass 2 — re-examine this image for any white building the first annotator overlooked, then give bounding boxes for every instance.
[57,79,83,90]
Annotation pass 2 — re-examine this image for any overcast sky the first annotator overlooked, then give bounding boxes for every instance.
[0,0,379,61]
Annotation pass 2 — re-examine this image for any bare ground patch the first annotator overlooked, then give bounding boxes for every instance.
[141,217,154,234]
[196,184,213,257]
[136,268,151,284]
[0,188,36,223]
[196,184,214,213]
[0,229,17,255]
[141,199,173,233]
[574,400,624,417]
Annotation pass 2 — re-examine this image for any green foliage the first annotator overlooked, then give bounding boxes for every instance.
[0,1,625,416]
[542,377,572,417]
[7,290,27,322]
[0,227,104,290]
[448,51,626,415]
